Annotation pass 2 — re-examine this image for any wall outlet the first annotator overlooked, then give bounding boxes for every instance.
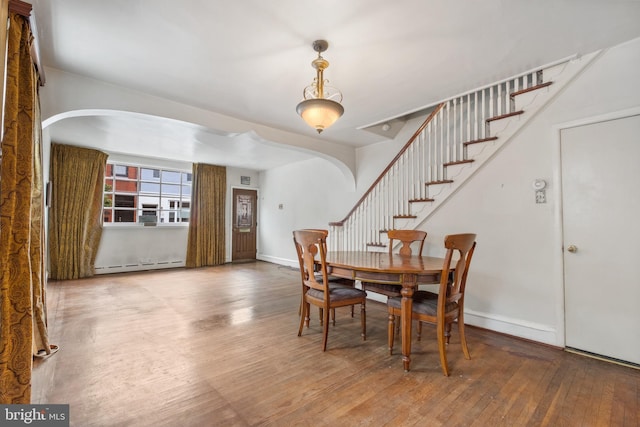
[535,189,546,204]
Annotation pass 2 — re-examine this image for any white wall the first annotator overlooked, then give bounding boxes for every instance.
[92,152,260,272]
[257,157,359,267]
[257,37,640,346]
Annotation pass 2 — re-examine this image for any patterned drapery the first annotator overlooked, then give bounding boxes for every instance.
[0,11,44,404]
[186,163,226,267]
[48,144,107,280]
[31,91,51,358]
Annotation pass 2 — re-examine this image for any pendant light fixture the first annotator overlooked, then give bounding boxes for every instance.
[296,40,344,134]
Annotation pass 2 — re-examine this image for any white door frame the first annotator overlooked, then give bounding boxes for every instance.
[551,106,640,348]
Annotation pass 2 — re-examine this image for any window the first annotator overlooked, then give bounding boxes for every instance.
[103,163,192,224]
[114,165,129,177]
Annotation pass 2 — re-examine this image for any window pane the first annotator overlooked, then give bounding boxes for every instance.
[163,209,187,223]
[138,195,159,209]
[114,165,127,177]
[104,194,113,207]
[140,182,160,194]
[105,165,113,177]
[115,179,137,192]
[181,184,191,197]
[114,209,135,222]
[162,184,181,195]
[181,208,190,222]
[140,168,160,181]
[162,170,181,184]
[161,197,180,207]
[139,204,157,223]
[183,172,192,184]
[141,203,157,214]
[115,195,135,208]
[103,208,113,223]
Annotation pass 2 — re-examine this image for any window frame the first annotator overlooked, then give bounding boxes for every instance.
[103,162,192,226]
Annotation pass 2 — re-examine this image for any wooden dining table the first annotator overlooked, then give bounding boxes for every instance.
[324,251,447,372]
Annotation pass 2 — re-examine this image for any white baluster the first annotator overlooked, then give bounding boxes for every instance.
[465,94,471,151]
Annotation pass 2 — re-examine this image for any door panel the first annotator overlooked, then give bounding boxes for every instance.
[232,188,257,261]
[561,114,640,365]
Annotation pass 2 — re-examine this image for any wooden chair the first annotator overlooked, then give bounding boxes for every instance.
[293,229,367,351]
[362,229,428,298]
[387,233,477,376]
[295,229,356,323]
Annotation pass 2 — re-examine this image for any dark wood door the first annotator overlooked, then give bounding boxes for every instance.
[232,188,257,262]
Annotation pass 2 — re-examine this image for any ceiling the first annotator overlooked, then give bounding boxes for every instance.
[28,0,640,170]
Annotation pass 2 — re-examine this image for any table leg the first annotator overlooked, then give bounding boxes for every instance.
[400,274,416,372]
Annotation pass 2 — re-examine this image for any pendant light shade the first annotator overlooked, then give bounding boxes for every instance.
[296,99,344,134]
[296,40,343,133]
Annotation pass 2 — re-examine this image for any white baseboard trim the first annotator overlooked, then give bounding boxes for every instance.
[95,260,185,275]
[257,254,298,269]
[464,309,558,346]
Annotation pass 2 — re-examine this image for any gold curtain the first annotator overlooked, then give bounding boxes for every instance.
[186,163,226,267]
[48,144,107,280]
[31,90,51,358]
[0,11,42,404]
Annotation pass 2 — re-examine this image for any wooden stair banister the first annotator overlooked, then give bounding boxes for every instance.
[329,103,445,227]
[327,56,580,252]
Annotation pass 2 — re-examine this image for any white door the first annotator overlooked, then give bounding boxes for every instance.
[561,114,640,365]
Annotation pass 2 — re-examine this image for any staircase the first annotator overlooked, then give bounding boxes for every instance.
[328,53,596,252]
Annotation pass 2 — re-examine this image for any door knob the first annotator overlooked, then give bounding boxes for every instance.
[567,245,578,253]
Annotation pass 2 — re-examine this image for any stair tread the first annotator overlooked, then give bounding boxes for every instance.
[444,159,474,167]
[425,179,454,186]
[487,110,524,122]
[463,136,498,146]
[409,198,435,203]
[393,215,417,219]
[511,81,553,97]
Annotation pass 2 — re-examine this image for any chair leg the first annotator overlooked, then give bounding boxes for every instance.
[361,302,367,341]
[445,321,452,344]
[321,306,330,351]
[388,311,395,354]
[437,320,450,376]
[298,301,309,336]
[458,314,471,360]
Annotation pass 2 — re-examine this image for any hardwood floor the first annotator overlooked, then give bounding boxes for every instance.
[33,261,639,426]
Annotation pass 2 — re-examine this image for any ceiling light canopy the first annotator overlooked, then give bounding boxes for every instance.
[296,40,344,134]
